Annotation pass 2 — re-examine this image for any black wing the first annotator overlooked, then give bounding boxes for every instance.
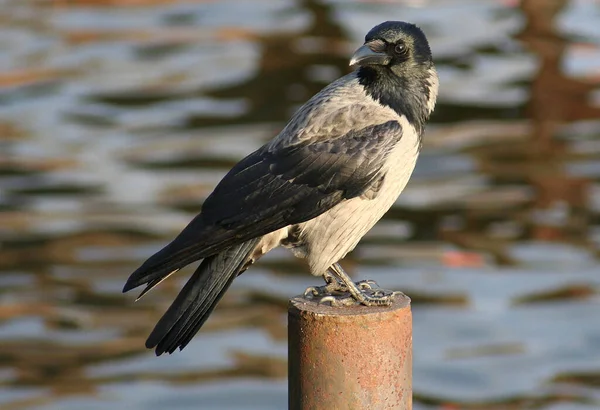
[124,120,402,291]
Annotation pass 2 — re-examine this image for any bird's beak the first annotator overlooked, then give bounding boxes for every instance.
[349,43,390,67]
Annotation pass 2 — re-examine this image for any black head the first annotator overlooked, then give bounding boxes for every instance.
[351,21,438,135]
[351,21,433,70]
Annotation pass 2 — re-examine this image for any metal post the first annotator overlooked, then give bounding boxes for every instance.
[288,293,412,410]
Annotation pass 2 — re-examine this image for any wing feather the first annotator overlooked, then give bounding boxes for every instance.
[123,120,403,291]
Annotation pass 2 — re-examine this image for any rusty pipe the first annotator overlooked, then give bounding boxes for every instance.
[288,293,412,410]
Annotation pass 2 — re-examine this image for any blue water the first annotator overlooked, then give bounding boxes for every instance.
[1,0,599,409]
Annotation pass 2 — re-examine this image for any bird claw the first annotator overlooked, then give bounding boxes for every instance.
[304,279,381,298]
[318,295,346,306]
[305,264,402,307]
[304,281,346,298]
[305,279,400,307]
[303,286,320,297]
[357,279,379,290]
[318,288,400,307]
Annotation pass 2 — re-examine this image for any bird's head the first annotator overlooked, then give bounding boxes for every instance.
[351,21,438,134]
[350,21,433,73]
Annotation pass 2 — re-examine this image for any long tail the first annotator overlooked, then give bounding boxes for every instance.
[145,238,260,356]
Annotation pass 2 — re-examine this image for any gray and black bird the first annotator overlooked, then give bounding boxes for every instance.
[123,21,438,355]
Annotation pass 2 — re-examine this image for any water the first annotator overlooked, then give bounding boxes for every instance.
[1,0,599,409]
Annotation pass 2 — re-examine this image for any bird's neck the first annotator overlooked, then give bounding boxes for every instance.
[357,66,436,136]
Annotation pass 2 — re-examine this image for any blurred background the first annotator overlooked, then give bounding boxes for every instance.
[1,0,599,409]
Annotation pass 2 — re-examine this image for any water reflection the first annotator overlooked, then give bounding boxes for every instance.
[0,0,599,409]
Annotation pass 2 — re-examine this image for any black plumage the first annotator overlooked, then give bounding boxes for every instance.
[124,20,438,355]
[146,239,260,355]
[358,21,436,136]
[123,120,402,292]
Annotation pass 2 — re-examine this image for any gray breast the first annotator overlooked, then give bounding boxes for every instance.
[291,115,420,276]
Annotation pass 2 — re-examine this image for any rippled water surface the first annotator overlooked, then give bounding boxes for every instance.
[1,0,600,409]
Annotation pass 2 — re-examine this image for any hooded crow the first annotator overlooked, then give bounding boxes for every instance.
[124,21,438,355]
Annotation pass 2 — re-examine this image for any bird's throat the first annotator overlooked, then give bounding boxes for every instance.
[357,66,432,137]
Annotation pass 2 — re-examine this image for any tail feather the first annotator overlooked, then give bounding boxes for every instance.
[146,238,260,355]
[134,269,180,302]
[123,216,215,293]
[123,250,197,293]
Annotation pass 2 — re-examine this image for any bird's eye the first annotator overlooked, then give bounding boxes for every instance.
[394,42,408,56]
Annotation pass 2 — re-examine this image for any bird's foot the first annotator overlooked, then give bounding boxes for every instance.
[304,271,346,297]
[320,289,403,307]
[304,278,379,298]
[304,264,401,307]
[305,276,401,307]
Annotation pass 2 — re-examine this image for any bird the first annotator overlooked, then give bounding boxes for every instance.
[123,20,438,356]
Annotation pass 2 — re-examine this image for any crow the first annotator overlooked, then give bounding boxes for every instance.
[124,21,438,355]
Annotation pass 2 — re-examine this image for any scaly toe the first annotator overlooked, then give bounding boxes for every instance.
[356,279,380,290]
[319,295,360,307]
[303,286,320,298]
[356,290,397,306]
[304,282,349,299]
